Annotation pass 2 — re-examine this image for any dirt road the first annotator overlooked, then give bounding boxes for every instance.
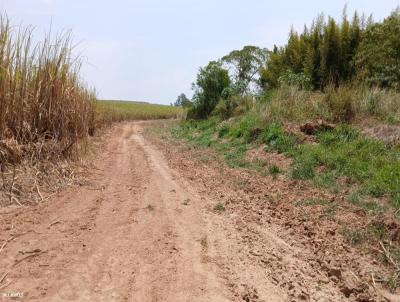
[0,122,396,301]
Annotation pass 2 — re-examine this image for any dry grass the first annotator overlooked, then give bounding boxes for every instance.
[263,85,400,124]
[0,15,97,206]
[0,15,96,165]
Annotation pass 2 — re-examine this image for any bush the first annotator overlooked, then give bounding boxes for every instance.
[213,95,254,120]
[278,70,312,90]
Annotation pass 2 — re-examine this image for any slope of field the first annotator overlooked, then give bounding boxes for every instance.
[96,100,183,123]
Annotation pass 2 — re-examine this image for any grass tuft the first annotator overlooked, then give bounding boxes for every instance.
[213,202,226,213]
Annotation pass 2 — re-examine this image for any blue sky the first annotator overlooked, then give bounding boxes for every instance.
[1,0,398,104]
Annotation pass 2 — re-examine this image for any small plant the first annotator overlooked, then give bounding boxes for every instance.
[217,122,230,138]
[182,198,190,206]
[213,202,226,213]
[341,227,365,245]
[146,204,154,211]
[200,236,208,250]
[322,204,337,219]
[296,198,329,207]
[268,165,281,179]
[386,274,399,293]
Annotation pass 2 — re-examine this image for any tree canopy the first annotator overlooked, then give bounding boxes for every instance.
[187,61,230,119]
[222,46,268,94]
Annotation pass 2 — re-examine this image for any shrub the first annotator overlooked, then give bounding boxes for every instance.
[278,70,312,90]
[213,95,254,120]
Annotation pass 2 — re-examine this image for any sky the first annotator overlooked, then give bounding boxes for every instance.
[0,1,398,104]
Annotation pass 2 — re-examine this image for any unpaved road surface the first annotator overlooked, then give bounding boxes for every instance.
[0,122,397,301]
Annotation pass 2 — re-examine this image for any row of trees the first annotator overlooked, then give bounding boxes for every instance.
[176,7,400,119]
[261,7,400,90]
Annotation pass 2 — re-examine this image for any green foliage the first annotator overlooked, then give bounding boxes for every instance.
[268,165,281,178]
[355,9,400,89]
[259,46,286,89]
[278,70,312,90]
[188,61,231,119]
[227,115,260,143]
[259,7,370,90]
[217,122,230,138]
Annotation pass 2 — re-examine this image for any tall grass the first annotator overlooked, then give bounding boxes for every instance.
[0,15,96,164]
[262,85,400,123]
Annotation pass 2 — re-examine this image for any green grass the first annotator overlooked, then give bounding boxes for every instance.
[268,165,281,179]
[96,100,183,123]
[290,125,400,207]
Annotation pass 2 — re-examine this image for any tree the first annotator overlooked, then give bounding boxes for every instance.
[355,8,400,89]
[304,14,324,89]
[187,61,231,119]
[259,45,285,89]
[285,27,303,73]
[320,17,341,87]
[173,93,191,107]
[222,46,267,94]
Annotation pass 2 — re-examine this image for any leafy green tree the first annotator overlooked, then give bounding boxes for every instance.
[173,93,191,107]
[222,46,267,93]
[355,8,400,89]
[320,17,341,87]
[340,7,352,81]
[259,45,285,89]
[304,14,324,89]
[187,61,231,119]
[285,28,303,73]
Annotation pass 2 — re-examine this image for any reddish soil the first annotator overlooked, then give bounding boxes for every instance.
[0,121,398,301]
